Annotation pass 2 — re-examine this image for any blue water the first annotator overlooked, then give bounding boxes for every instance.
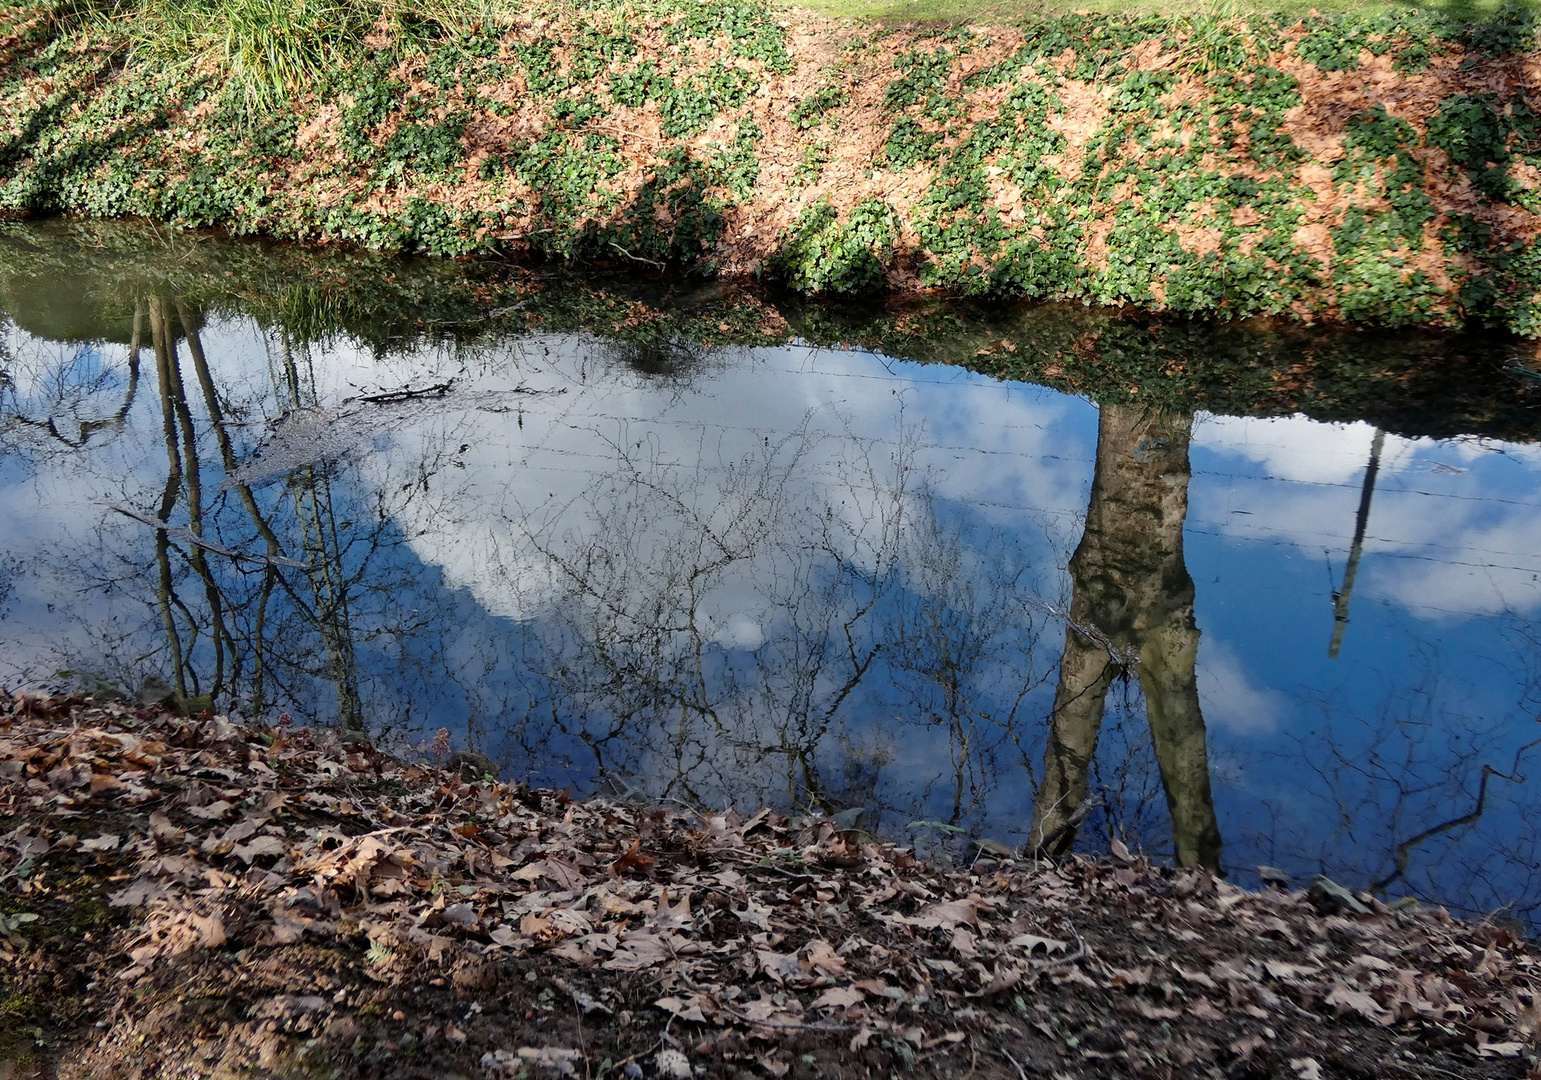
[2,290,1539,928]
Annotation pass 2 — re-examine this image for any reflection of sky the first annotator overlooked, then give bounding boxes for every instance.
[3,311,1540,923]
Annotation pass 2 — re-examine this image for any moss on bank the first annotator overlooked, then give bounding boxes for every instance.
[8,0,1541,330]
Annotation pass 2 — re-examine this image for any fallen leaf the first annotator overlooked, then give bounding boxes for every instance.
[804,938,846,977]
[185,800,234,821]
[610,837,655,875]
[1477,1042,1525,1058]
[810,985,864,1010]
[439,902,480,929]
[1008,933,1068,954]
[915,897,979,929]
[232,834,286,864]
[252,994,328,1019]
[147,812,186,845]
[1325,986,1392,1025]
[654,1049,690,1080]
[108,878,168,908]
[1231,1035,1266,1059]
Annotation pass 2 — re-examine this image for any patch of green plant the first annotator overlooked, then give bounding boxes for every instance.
[1460,0,1540,56]
[1295,14,1368,70]
[609,61,665,108]
[789,84,849,130]
[881,115,944,170]
[120,0,376,109]
[509,126,623,247]
[550,93,606,128]
[793,140,831,186]
[382,111,468,177]
[1426,93,1522,200]
[1110,69,1175,115]
[707,118,762,198]
[1325,107,1433,244]
[770,198,901,293]
[664,0,790,72]
[568,24,637,80]
[595,148,727,262]
[655,63,756,138]
[884,46,958,120]
[1184,19,1249,71]
[340,66,405,159]
[993,79,1064,189]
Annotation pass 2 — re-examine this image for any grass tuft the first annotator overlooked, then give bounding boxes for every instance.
[80,0,532,110]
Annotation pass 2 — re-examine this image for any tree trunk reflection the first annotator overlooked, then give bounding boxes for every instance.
[1028,405,1222,872]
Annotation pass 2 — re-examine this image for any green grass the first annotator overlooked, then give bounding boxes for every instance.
[785,0,1538,27]
[69,0,529,108]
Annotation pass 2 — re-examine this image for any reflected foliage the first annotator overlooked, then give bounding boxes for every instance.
[3,220,1539,442]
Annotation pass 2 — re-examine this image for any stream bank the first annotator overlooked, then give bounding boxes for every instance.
[2,696,1539,1079]
[6,2,1541,332]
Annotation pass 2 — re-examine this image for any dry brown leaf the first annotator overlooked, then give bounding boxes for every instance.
[804,938,846,977]
[439,902,480,929]
[1476,1042,1526,1058]
[107,878,167,908]
[1325,986,1392,1025]
[147,812,185,845]
[605,931,694,971]
[1008,932,1067,954]
[810,985,864,1010]
[913,897,979,929]
[185,800,234,821]
[232,834,286,864]
[610,837,655,875]
[655,995,710,1022]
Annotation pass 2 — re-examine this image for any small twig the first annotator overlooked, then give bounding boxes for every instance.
[107,505,310,570]
[610,243,665,269]
[356,381,454,405]
[995,1047,1029,1080]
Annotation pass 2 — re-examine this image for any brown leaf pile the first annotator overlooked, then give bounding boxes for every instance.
[1,695,1538,1079]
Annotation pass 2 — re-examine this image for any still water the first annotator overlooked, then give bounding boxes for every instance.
[3,222,1540,925]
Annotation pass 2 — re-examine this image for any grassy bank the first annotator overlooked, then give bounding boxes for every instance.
[5,0,1541,332]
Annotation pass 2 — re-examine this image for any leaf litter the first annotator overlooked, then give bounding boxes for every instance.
[1,694,1538,1079]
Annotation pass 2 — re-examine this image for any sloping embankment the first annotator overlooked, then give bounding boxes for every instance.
[6,2,1541,332]
[3,695,1540,1079]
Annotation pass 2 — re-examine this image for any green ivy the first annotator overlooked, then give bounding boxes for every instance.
[770,198,900,293]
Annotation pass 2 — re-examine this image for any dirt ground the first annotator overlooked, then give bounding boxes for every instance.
[1,694,1538,1079]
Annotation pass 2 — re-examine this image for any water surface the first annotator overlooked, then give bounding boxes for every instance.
[3,222,1540,926]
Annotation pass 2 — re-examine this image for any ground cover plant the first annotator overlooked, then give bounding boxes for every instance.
[7,0,1541,331]
[3,693,1540,1079]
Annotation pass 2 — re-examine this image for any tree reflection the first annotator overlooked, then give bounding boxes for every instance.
[1028,406,1222,872]
[1,292,467,733]
[483,414,1054,830]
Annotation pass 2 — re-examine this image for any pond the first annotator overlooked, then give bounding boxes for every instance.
[3,221,1541,927]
